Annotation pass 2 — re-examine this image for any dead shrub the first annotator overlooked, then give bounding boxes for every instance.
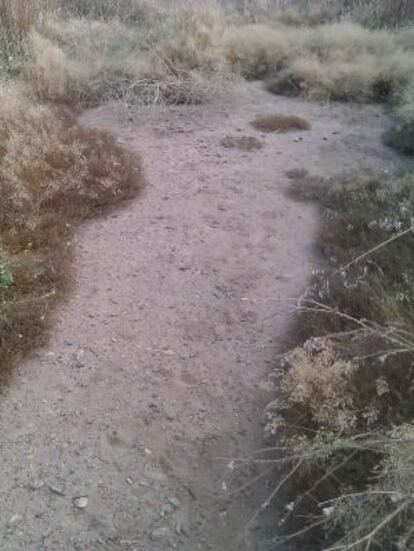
[251,114,310,132]
[270,340,358,437]
[264,169,414,549]
[0,86,143,382]
[221,135,263,151]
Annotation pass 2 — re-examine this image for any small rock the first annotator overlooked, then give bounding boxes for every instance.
[160,504,174,517]
[8,514,23,527]
[150,526,170,541]
[73,496,88,509]
[175,522,182,536]
[175,518,190,537]
[29,479,44,491]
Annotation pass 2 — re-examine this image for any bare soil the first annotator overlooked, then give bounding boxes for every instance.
[0,83,408,551]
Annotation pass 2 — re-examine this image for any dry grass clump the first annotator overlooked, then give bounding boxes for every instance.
[251,113,310,132]
[221,134,263,151]
[0,86,143,382]
[3,1,413,108]
[272,22,414,101]
[222,20,414,102]
[25,5,231,106]
[222,24,288,79]
[269,341,357,436]
[263,170,414,548]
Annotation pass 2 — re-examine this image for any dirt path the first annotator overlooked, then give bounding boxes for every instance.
[0,84,408,551]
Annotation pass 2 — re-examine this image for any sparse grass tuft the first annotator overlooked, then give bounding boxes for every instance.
[221,134,263,151]
[251,114,310,133]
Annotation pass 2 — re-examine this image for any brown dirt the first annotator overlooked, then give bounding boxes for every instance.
[0,83,409,551]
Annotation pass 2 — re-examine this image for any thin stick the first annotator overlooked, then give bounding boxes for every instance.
[336,225,414,274]
[325,500,410,551]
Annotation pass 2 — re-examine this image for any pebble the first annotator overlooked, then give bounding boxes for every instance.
[8,514,23,527]
[73,496,88,509]
[150,526,170,541]
[29,479,44,491]
[175,518,190,536]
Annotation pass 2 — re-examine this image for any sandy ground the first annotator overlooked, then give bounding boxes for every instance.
[0,83,409,551]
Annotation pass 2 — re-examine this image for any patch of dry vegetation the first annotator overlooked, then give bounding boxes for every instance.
[0,87,143,382]
[1,1,413,111]
[262,171,414,549]
[25,4,232,106]
[223,21,414,102]
[251,114,310,132]
[221,135,263,151]
[0,0,414,546]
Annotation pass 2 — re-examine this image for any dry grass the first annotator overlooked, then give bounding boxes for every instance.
[0,0,413,547]
[251,113,310,132]
[221,134,263,151]
[222,20,414,102]
[222,23,288,79]
[0,1,412,108]
[23,5,232,107]
[0,86,143,382]
[262,169,414,548]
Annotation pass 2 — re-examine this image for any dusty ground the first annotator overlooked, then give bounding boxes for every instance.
[0,83,409,551]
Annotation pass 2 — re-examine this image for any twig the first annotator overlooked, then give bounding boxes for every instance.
[325,500,410,550]
[246,459,305,529]
[336,225,414,274]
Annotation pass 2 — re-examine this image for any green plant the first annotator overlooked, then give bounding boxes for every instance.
[0,261,13,288]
